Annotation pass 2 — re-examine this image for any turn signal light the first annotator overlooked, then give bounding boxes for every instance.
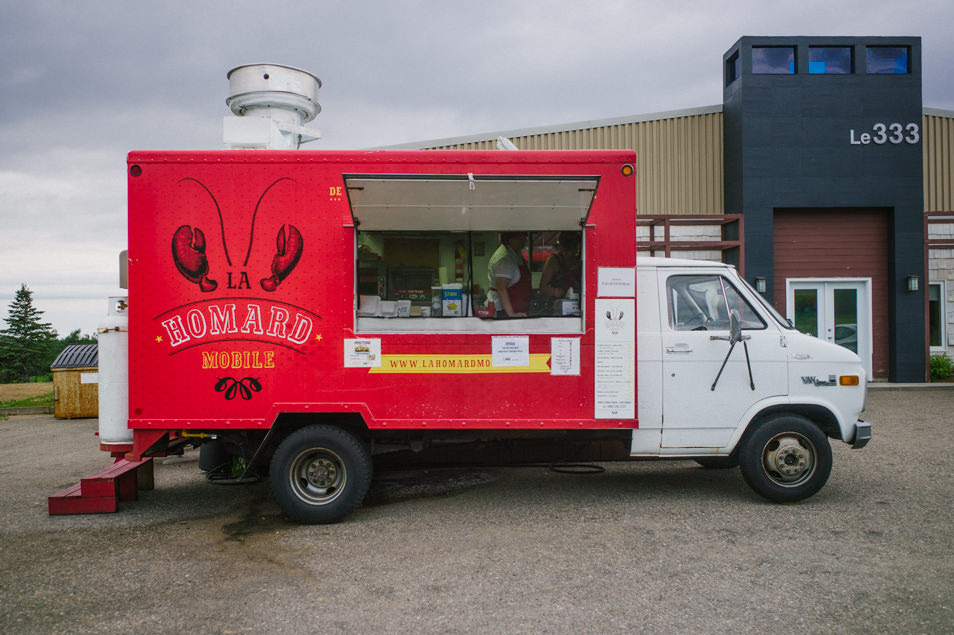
[839,375,860,386]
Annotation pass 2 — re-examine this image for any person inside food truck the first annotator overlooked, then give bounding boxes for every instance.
[487,231,530,317]
[539,232,581,305]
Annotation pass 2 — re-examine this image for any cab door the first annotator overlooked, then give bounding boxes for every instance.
[659,270,788,448]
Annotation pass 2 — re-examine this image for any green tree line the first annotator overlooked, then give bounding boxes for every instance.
[0,284,96,383]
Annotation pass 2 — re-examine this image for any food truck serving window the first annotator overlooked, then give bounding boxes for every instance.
[347,174,596,334]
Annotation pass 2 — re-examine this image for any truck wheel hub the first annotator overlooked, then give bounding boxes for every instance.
[766,436,812,479]
[762,432,816,487]
[307,459,338,487]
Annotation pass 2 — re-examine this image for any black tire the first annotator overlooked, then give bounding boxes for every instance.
[199,440,230,473]
[738,415,832,503]
[270,425,372,524]
[694,455,739,469]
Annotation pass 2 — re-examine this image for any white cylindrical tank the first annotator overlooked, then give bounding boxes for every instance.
[226,64,321,128]
[98,296,131,447]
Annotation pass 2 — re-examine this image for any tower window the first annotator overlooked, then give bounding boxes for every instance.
[866,46,910,74]
[809,47,853,74]
[726,52,740,85]
[752,47,796,74]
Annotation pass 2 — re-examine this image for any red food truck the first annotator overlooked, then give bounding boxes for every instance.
[47,146,869,525]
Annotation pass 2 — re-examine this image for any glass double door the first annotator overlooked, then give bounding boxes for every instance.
[786,279,872,377]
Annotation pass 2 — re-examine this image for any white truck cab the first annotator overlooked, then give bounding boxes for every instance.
[634,257,871,502]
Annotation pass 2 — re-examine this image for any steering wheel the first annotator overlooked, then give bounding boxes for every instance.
[683,313,709,330]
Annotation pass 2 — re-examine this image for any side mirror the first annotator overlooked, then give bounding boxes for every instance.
[711,309,755,391]
[729,309,742,344]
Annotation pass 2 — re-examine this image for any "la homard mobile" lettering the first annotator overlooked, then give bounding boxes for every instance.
[160,302,314,347]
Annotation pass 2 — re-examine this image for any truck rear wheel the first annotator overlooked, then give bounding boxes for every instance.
[738,415,832,503]
[270,425,372,524]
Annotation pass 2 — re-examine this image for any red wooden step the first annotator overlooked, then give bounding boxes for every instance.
[48,458,154,515]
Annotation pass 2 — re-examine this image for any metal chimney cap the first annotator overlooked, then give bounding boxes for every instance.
[227,63,322,88]
[226,64,322,123]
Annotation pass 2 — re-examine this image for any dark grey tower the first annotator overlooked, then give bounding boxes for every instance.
[723,36,925,381]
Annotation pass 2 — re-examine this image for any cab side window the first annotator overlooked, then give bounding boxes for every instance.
[722,281,765,330]
[667,275,765,331]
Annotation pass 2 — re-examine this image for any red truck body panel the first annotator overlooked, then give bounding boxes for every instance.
[127,150,637,434]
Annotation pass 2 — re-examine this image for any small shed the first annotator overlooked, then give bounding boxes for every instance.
[51,344,99,419]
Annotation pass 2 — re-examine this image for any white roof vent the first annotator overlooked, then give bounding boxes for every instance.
[224,64,322,150]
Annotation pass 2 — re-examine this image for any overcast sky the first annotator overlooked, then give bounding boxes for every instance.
[1,0,952,336]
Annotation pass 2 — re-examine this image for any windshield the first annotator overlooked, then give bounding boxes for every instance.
[737,276,795,330]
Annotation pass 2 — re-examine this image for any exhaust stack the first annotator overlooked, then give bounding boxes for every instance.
[224,64,321,150]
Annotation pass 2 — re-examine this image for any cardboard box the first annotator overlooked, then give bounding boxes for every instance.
[442,284,463,317]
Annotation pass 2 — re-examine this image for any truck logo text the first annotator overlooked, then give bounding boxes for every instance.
[157,300,319,352]
[801,375,837,386]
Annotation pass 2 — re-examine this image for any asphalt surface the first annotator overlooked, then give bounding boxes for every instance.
[1,390,953,634]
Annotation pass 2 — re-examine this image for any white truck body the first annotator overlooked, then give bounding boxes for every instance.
[632,257,870,458]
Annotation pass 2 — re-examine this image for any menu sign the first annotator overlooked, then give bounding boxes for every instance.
[594,298,635,419]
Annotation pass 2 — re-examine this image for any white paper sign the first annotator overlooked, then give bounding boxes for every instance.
[80,372,99,384]
[344,338,381,367]
[550,338,580,376]
[492,336,529,367]
[594,298,635,419]
[597,267,636,297]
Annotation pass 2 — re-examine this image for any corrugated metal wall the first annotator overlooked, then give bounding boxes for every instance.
[421,112,725,216]
[924,113,954,212]
[631,113,723,216]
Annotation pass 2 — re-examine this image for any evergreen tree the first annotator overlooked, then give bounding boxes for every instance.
[61,329,97,346]
[0,285,59,382]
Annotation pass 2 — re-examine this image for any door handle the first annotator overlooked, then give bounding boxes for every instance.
[666,346,693,353]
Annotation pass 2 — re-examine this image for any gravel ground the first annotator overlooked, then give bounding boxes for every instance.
[1,390,953,634]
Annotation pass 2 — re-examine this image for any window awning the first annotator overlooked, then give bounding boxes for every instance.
[345,174,599,231]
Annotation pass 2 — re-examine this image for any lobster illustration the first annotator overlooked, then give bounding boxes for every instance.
[261,224,303,292]
[172,225,218,292]
[172,177,303,293]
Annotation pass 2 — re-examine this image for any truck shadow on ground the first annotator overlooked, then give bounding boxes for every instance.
[364,468,500,506]
[219,467,501,540]
[218,462,753,540]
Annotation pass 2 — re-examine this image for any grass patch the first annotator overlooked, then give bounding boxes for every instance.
[0,391,55,409]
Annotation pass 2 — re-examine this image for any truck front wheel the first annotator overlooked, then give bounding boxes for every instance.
[739,415,832,503]
[270,425,372,524]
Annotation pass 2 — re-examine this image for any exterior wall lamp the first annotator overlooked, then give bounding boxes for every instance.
[906,275,920,292]
[754,277,767,293]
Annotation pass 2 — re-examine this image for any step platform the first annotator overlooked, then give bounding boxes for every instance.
[48,458,154,515]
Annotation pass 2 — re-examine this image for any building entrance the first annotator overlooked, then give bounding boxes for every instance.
[786,279,872,379]
[773,208,889,378]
